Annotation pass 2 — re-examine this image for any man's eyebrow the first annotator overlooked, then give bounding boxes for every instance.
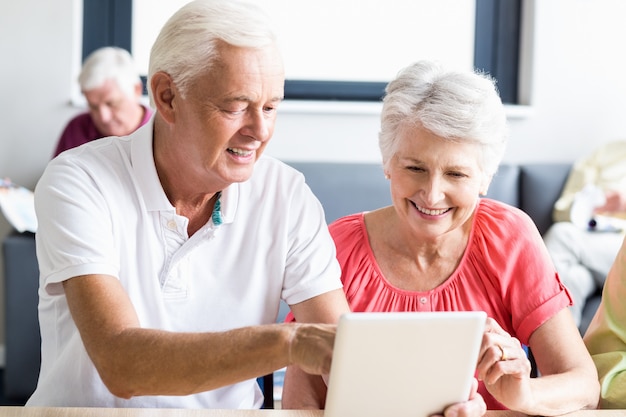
[224,95,251,103]
[224,95,284,103]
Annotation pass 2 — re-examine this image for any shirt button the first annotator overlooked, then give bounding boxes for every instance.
[167,220,177,230]
[420,297,427,304]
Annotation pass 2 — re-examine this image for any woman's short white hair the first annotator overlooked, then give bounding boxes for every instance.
[379,60,508,177]
[78,46,141,98]
[148,0,278,106]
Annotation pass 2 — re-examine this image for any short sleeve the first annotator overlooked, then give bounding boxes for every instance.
[472,199,572,344]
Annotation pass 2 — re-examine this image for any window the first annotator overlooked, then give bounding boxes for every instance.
[82,0,132,59]
[83,0,521,103]
[474,0,521,104]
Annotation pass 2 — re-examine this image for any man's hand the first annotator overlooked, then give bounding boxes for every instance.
[288,323,336,375]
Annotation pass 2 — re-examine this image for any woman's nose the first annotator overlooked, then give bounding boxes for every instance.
[420,177,445,205]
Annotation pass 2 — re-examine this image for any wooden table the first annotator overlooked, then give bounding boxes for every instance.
[0,409,625,417]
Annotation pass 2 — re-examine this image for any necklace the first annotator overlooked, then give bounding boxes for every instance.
[211,191,223,226]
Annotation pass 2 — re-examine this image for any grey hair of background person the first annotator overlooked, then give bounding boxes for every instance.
[78,46,142,98]
[378,60,509,178]
[147,0,279,107]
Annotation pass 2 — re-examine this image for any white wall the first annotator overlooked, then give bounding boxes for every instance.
[1,0,626,352]
[0,0,84,358]
[133,0,476,82]
[267,0,626,165]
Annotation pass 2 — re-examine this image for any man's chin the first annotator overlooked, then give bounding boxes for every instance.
[227,166,256,184]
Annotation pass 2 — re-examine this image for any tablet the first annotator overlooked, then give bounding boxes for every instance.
[324,311,487,417]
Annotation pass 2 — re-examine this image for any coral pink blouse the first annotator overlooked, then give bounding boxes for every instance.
[330,198,572,410]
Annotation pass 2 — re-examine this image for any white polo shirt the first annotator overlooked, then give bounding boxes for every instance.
[27,119,342,408]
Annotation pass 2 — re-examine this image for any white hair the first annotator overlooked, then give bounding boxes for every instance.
[78,46,141,98]
[379,60,509,177]
[148,0,277,106]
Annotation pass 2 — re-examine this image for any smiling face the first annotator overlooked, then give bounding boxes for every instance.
[386,123,490,240]
[153,41,285,193]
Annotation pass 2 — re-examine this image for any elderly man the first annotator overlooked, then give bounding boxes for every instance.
[30,0,348,408]
[53,46,152,157]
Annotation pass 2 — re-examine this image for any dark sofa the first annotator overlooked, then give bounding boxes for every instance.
[2,160,600,403]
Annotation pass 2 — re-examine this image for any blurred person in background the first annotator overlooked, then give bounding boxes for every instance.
[543,141,626,327]
[53,46,152,157]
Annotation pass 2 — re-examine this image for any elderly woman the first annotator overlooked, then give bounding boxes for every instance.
[282,60,599,415]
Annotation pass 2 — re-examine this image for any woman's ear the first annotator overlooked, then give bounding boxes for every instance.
[479,174,493,196]
[151,71,176,124]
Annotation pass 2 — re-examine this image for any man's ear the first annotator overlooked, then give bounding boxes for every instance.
[151,71,176,124]
[133,82,143,99]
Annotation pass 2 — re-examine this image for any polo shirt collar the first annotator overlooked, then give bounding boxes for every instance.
[130,116,237,225]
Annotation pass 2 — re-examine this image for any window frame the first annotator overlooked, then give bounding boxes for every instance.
[83,0,521,104]
[82,0,132,59]
[474,0,521,104]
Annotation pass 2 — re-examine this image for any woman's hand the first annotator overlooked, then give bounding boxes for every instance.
[434,378,486,417]
[476,318,534,411]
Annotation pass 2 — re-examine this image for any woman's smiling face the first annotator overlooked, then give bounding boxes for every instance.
[386,123,490,239]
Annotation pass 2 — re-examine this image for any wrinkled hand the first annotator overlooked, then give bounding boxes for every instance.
[431,378,486,417]
[288,323,336,376]
[476,318,533,411]
[595,189,626,215]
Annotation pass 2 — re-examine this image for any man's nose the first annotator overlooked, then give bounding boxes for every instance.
[93,105,113,123]
[242,109,272,142]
